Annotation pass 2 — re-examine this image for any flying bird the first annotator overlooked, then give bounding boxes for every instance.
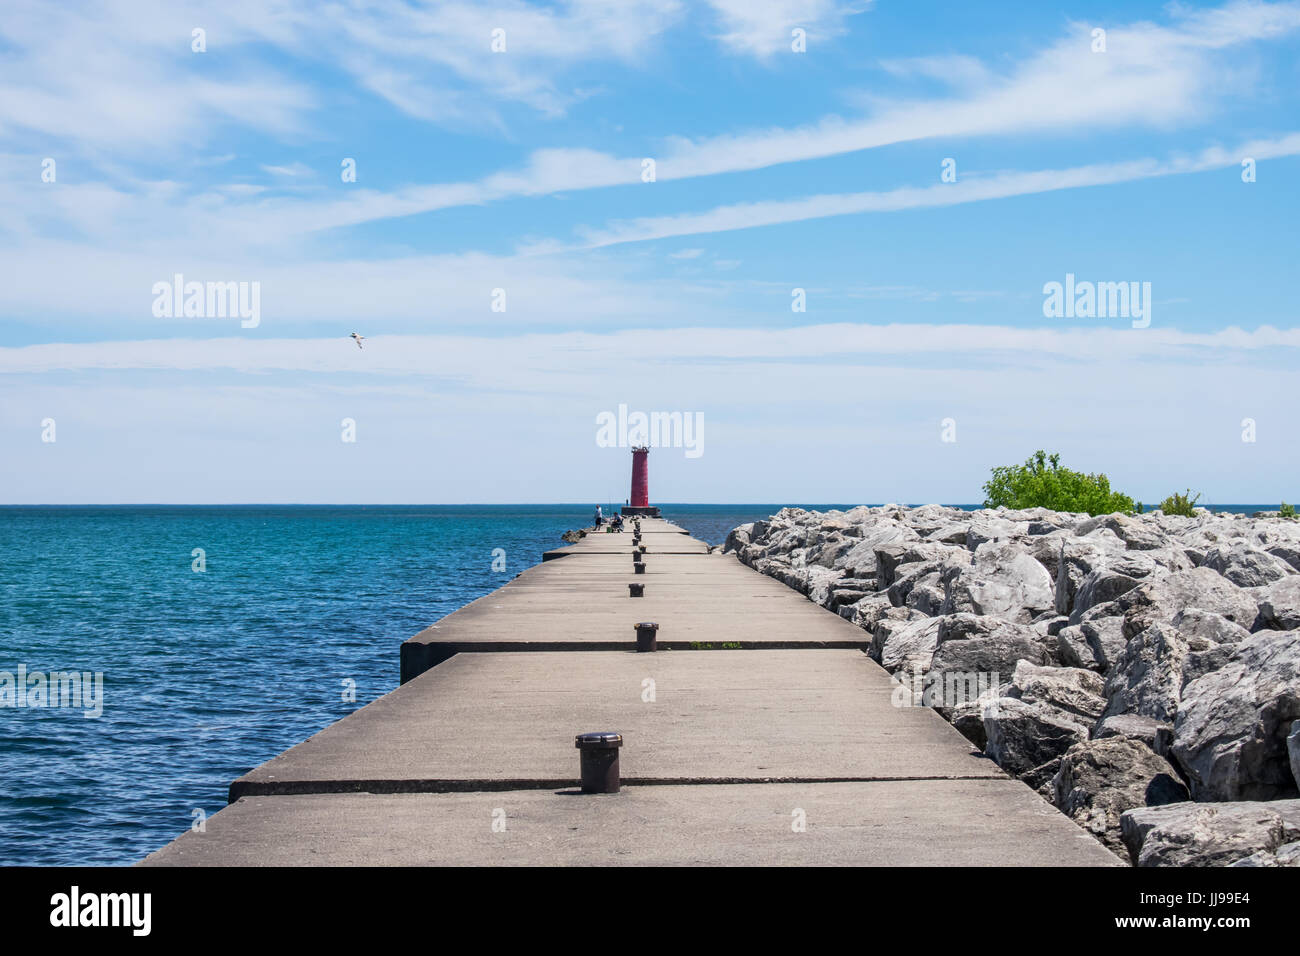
[350,332,364,349]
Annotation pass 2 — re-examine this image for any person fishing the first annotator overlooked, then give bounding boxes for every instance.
[594,505,603,528]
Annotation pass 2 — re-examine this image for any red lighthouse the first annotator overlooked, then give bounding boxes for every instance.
[622,446,661,517]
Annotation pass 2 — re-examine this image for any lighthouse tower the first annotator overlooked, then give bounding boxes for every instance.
[621,446,661,517]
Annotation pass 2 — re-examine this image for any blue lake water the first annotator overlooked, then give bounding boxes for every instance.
[0,502,1276,866]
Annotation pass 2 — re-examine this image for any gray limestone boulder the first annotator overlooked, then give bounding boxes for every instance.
[1254,576,1300,631]
[1117,567,1259,638]
[1171,630,1300,800]
[930,614,1056,679]
[1000,660,1106,724]
[1171,607,1252,645]
[1054,532,1127,615]
[941,540,1055,623]
[1075,512,1169,551]
[1098,622,1189,726]
[1202,542,1295,588]
[875,617,943,675]
[1051,737,1189,856]
[982,696,1090,779]
[1094,713,1174,754]
[1229,841,1300,867]
[1121,799,1300,867]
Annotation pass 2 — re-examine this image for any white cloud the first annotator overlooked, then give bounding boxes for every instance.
[0,0,687,152]
[705,0,870,57]
[3,1,1296,247]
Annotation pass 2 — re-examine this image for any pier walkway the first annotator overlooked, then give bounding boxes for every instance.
[141,518,1119,866]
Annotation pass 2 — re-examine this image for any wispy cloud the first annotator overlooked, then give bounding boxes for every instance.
[569,134,1300,248]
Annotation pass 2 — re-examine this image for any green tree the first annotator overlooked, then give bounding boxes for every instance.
[982,450,1136,516]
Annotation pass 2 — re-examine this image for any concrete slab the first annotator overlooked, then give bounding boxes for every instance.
[402,553,868,679]
[141,781,1122,866]
[234,650,1003,800]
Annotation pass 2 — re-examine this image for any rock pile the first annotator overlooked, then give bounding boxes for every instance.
[723,504,1300,864]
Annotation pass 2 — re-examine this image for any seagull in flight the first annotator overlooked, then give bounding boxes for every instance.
[350,332,365,350]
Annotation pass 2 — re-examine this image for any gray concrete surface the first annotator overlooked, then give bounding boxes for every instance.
[233,650,1003,799]
[402,548,868,680]
[141,781,1122,866]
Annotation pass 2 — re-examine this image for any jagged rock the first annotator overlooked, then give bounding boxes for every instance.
[998,660,1105,722]
[1117,567,1259,638]
[925,522,971,545]
[1095,714,1174,754]
[874,543,960,588]
[1171,630,1300,800]
[1255,576,1300,631]
[1054,532,1128,615]
[721,524,752,552]
[1230,841,1300,867]
[1035,615,1069,636]
[1051,737,1189,856]
[1171,607,1252,644]
[1202,542,1295,588]
[802,566,842,607]
[965,515,1029,551]
[942,540,1055,623]
[1056,625,1101,671]
[561,528,587,543]
[875,617,943,674]
[851,594,906,633]
[834,524,917,577]
[1076,512,1168,551]
[930,615,1056,678]
[808,533,857,569]
[1267,543,1300,573]
[982,697,1090,779]
[904,578,946,616]
[886,556,961,608]
[1099,623,1188,726]
[1121,800,1300,867]
[1181,642,1234,689]
[1071,559,1156,621]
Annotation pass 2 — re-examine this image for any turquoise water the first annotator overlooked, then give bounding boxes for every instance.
[0,502,1276,866]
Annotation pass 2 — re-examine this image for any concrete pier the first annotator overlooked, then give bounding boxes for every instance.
[141,518,1120,866]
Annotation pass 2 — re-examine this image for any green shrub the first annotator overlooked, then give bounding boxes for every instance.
[1281,502,1297,519]
[1159,490,1201,517]
[982,450,1136,516]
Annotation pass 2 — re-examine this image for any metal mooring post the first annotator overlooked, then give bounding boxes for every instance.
[635,621,658,652]
[575,732,623,793]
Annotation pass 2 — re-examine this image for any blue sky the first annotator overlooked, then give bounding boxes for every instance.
[1,0,1298,503]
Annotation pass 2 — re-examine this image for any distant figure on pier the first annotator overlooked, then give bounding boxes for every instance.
[594,505,603,528]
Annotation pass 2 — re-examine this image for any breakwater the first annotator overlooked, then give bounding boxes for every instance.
[140,517,1118,866]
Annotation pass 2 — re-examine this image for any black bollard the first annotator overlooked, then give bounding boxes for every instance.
[575,732,623,793]
[635,621,658,652]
